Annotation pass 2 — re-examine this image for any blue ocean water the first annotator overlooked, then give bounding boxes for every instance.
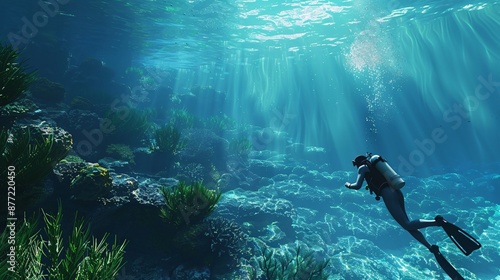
[1,0,499,279]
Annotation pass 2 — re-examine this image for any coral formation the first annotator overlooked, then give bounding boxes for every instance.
[0,98,38,128]
[174,162,206,183]
[204,217,249,263]
[53,161,88,186]
[0,203,127,280]
[159,181,221,227]
[60,154,86,163]
[174,217,249,267]
[0,102,31,116]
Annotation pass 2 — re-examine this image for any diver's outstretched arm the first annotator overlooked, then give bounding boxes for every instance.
[345,165,369,190]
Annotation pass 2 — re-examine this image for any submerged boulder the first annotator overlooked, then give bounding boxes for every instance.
[70,163,112,201]
[30,77,65,103]
[179,128,228,170]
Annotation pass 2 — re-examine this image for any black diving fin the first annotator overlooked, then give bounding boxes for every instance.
[435,215,482,256]
[430,245,465,280]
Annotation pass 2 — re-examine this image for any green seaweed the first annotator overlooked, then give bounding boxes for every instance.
[124,66,144,83]
[105,108,152,144]
[0,128,7,152]
[150,125,185,155]
[168,108,196,130]
[0,44,37,106]
[229,137,253,158]
[159,181,221,228]
[0,127,71,188]
[257,245,330,280]
[0,203,128,280]
[203,115,236,135]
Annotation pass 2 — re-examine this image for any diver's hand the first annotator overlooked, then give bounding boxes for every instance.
[344,182,351,189]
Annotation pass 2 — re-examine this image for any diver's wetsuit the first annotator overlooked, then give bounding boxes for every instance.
[348,165,438,250]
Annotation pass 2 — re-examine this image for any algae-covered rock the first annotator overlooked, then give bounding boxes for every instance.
[106,143,135,163]
[70,163,112,201]
[0,97,38,124]
[53,161,87,186]
[30,77,65,102]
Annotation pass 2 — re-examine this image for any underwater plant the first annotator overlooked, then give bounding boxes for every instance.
[159,181,221,228]
[0,126,71,188]
[203,115,236,135]
[150,124,185,155]
[105,108,152,144]
[0,203,128,280]
[174,217,249,269]
[0,44,37,106]
[140,75,157,90]
[106,143,135,163]
[229,137,253,158]
[203,217,249,264]
[0,127,7,151]
[124,66,144,84]
[168,108,196,130]
[257,245,330,280]
[174,162,206,184]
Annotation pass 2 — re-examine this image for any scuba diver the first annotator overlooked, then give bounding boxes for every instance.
[345,153,481,280]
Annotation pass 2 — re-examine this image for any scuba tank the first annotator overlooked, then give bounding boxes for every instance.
[367,154,405,190]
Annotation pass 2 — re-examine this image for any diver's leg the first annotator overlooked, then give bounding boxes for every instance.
[382,188,439,230]
[396,189,439,230]
[382,189,465,278]
[430,245,465,279]
[381,188,434,249]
